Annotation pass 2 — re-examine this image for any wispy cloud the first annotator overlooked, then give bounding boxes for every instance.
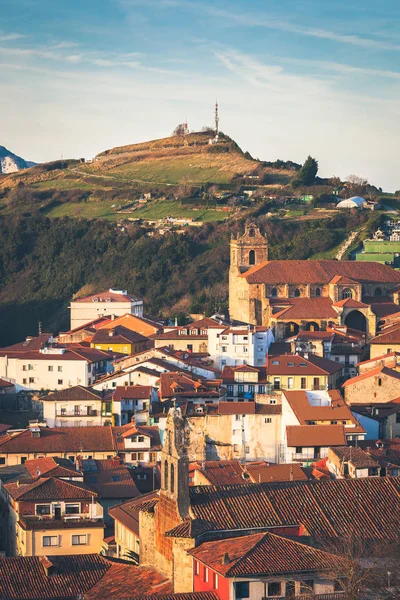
[122,0,400,52]
[0,33,25,42]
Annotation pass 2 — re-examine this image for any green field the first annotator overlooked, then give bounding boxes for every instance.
[42,199,119,220]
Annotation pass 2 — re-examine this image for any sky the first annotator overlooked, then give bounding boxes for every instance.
[1,0,400,190]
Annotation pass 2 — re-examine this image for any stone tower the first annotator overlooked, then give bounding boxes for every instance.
[229,223,268,323]
[230,222,268,274]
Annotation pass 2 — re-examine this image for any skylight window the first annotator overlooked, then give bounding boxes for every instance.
[272,360,279,365]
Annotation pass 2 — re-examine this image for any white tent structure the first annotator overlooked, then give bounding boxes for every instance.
[337,196,367,209]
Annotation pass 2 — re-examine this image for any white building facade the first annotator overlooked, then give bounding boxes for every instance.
[70,289,143,330]
[208,326,273,369]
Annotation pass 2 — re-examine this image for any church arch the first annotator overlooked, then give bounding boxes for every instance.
[306,322,320,332]
[285,322,299,337]
[249,250,256,265]
[342,288,353,300]
[344,310,367,332]
[271,287,278,297]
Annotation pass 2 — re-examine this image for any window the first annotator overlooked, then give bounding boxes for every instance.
[272,360,279,365]
[258,385,265,394]
[387,348,392,354]
[245,445,250,454]
[396,412,400,424]
[74,405,80,415]
[213,572,219,590]
[138,436,144,443]
[36,504,51,516]
[273,377,280,390]
[58,366,63,372]
[48,366,53,372]
[295,447,302,454]
[195,561,200,575]
[342,288,353,299]
[235,581,249,598]
[29,377,34,384]
[170,463,175,493]
[249,250,255,265]
[331,420,338,425]
[378,378,382,386]
[235,414,241,421]
[164,460,168,490]
[187,344,193,352]
[288,377,294,389]
[227,385,234,394]
[61,408,66,415]
[58,379,63,385]
[301,377,307,389]
[265,418,272,424]
[315,287,321,297]
[20,457,27,464]
[0,457,5,465]
[268,582,281,597]
[131,452,144,461]
[233,444,240,453]
[248,385,254,393]
[43,536,58,547]
[203,567,209,583]
[72,535,87,545]
[23,379,27,384]
[65,504,80,514]
[294,288,301,297]
[238,384,244,393]
[313,377,320,390]
[23,365,27,371]
[271,287,277,297]
[222,346,227,353]
[335,356,340,362]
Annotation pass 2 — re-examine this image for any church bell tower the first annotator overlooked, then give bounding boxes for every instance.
[230,222,268,275]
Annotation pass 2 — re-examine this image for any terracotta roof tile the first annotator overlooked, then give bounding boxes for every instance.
[82,459,140,499]
[113,385,153,402]
[92,325,148,345]
[370,324,400,344]
[342,366,400,387]
[189,531,343,577]
[5,477,96,501]
[286,424,347,447]
[273,297,338,320]
[84,562,172,599]
[241,259,400,285]
[41,385,103,402]
[0,426,115,454]
[73,290,140,303]
[24,457,79,479]
[283,390,362,428]
[245,462,309,483]
[109,491,159,535]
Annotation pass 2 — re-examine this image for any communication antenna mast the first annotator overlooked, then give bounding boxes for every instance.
[214,100,219,138]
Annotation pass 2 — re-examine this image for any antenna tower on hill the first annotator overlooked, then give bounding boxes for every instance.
[214,100,219,138]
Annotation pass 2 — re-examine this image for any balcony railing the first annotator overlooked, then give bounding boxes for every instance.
[20,515,103,530]
[55,409,97,417]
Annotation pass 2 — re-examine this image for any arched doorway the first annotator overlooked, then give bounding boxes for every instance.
[305,322,320,332]
[344,310,367,332]
[285,322,299,338]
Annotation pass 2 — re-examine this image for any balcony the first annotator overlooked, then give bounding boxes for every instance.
[55,409,97,417]
[19,515,104,530]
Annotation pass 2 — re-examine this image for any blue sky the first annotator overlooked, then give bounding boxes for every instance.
[1,0,399,190]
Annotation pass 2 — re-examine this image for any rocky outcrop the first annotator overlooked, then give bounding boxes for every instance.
[0,146,35,174]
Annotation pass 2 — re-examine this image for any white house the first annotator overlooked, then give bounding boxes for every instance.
[208,326,274,369]
[0,337,115,392]
[114,423,162,466]
[70,289,143,330]
[41,386,112,427]
[112,385,158,426]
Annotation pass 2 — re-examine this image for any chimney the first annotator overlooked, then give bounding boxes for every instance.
[222,552,230,565]
[108,329,114,337]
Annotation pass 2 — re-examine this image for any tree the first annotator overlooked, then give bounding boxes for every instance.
[293,156,318,186]
[173,123,186,137]
[345,174,369,198]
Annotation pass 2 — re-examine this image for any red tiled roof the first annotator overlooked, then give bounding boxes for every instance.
[92,325,148,346]
[159,372,216,399]
[283,389,363,429]
[24,457,79,479]
[241,259,400,285]
[218,402,256,415]
[333,298,369,308]
[109,491,159,535]
[0,554,110,600]
[82,459,140,499]
[133,595,219,600]
[84,562,172,599]
[266,354,342,376]
[4,477,96,501]
[342,366,400,387]
[273,297,338,320]
[196,461,246,485]
[41,385,103,402]
[114,424,161,451]
[187,477,400,539]
[0,426,115,454]
[189,531,343,577]
[113,385,153,402]
[245,462,309,483]
[73,290,140,303]
[370,324,400,344]
[0,347,116,363]
[286,425,347,447]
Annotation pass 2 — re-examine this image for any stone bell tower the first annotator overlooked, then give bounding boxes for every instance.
[230,222,268,275]
[229,223,268,323]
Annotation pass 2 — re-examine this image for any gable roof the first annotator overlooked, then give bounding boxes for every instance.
[240,259,400,285]
[283,390,363,429]
[370,324,400,345]
[24,457,79,479]
[109,491,159,535]
[185,477,400,540]
[72,290,140,303]
[188,531,342,577]
[4,477,96,501]
[81,459,140,499]
[245,462,309,483]
[113,385,153,402]
[0,426,115,454]
[342,366,400,387]
[41,385,103,402]
[273,297,338,320]
[91,325,148,345]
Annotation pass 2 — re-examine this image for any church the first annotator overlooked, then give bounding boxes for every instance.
[229,223,400,339]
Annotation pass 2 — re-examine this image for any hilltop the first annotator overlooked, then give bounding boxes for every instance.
[0,145,35,174]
